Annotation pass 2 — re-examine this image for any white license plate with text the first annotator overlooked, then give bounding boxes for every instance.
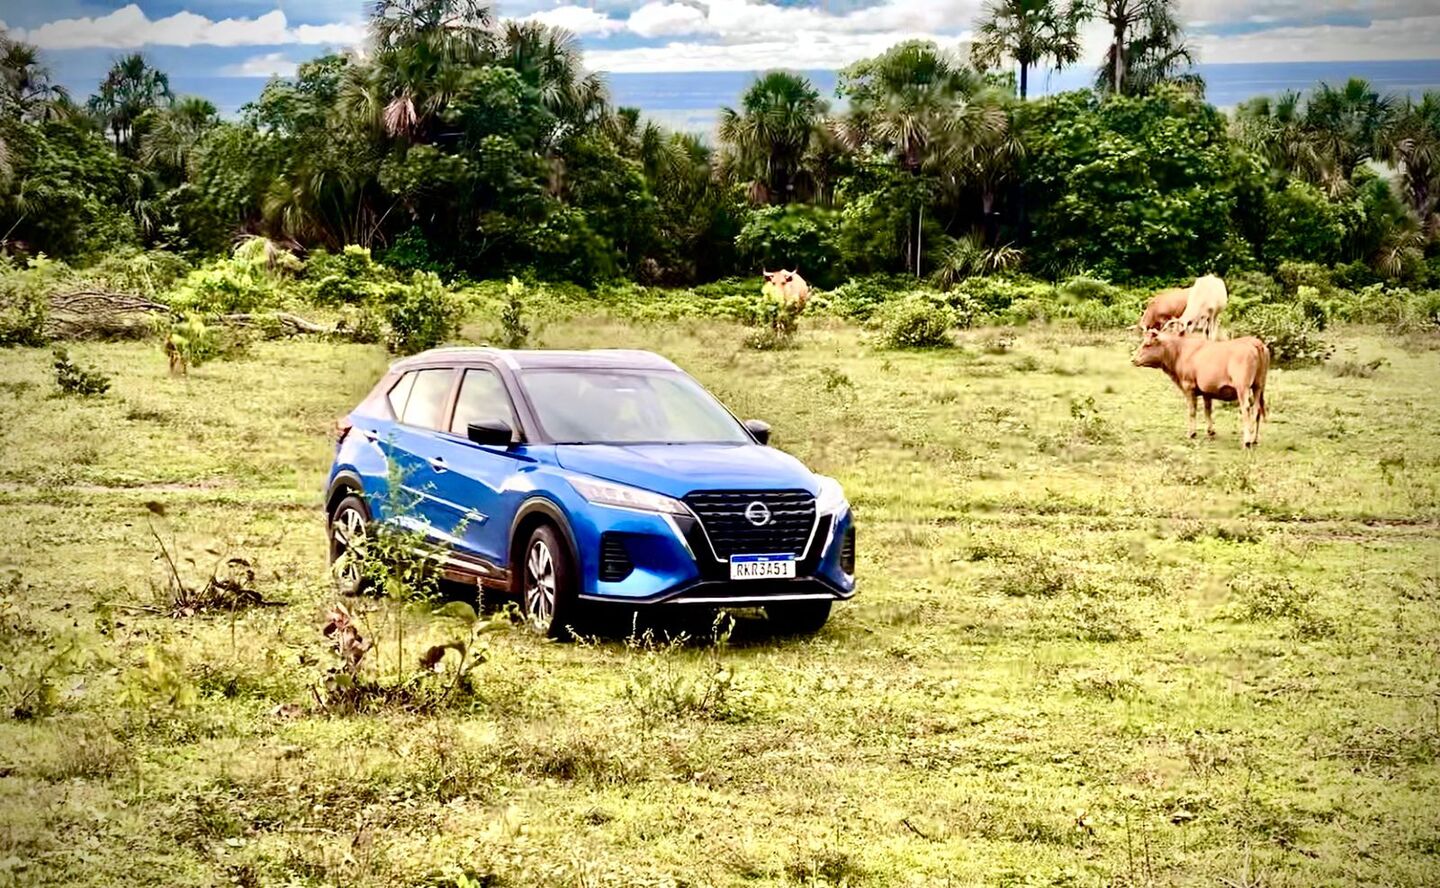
[729,554,796,580]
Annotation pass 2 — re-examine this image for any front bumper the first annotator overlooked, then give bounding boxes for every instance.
[570,503,856,605]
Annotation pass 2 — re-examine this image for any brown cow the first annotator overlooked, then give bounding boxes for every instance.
[1138,287,1189,331]
[1131,328,1270,448]
[762,269,810,311]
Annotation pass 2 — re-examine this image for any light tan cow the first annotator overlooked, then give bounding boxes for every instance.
[1138,287,1190,331]
[762,269,810,311]
[1167,274,1228,340]
[1131,328,1270,448]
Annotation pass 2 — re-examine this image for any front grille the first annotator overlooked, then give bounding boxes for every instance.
[599,533,633,582]
[683,489,817,560]
[840,525,856,574]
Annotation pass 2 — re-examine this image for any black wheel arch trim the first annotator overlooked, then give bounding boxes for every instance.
[326,472,369,522]
[509,496,582,584]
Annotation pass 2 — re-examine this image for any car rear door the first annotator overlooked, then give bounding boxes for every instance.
[422,365,526,572]
[385,366,467,546]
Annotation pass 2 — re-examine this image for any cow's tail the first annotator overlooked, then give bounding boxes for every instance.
[1253,340,1270,422]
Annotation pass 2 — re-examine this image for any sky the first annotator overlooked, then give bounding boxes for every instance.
[2,0,1439,118]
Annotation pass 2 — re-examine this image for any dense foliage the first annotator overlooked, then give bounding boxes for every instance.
[2,1,1440,300]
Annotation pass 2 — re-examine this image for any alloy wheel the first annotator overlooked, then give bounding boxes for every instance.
[330,505,367,594]
[524,539,557,630]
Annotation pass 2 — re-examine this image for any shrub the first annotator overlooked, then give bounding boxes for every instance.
[307,245,400,306]
[380,272,462,355]
[498,277,531,348]
[735,205,843,287]
[52,348,111,396]
[1057,275,1116,303]
[1234,303,1332,367]
[0,257,68,346]
[873,294,955,349]
[953,276,1055,314]
[1223,270,1283,317]
[164,314,249,372]
[1069,300,1132,331]
[824,274,910,321]
[86,250,191,297]
[167,261,274,314]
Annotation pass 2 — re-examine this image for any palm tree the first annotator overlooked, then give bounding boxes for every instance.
[497,20,608,150]
[1381,91,1440,236]
[0,35,71,122]
[139,97,218,181]
[1305,77,1397,192]
[1232,91,1322,181]
[970,0,1085,99]
[717,71,828,205]
[87,53,173,151]
[1094,0,1193,96]
[366,0,493,140]
[836,41,1007,275]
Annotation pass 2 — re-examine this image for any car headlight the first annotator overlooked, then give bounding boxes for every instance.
[569,476,689,516]
[815,475,849,516]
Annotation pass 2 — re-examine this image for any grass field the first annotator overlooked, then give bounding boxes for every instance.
[1,314,1438,887]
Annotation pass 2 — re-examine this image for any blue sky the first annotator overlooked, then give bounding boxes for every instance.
[2,0,1439,116]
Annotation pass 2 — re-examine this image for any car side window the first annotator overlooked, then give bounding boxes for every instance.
[400,368,455,430]
[450,368,515,435]
[386,371,417,418]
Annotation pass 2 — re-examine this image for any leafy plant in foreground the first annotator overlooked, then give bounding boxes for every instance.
[52,347,111,396]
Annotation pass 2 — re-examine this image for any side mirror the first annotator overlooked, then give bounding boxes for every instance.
[467,419,514,448]
[744,419,771,445]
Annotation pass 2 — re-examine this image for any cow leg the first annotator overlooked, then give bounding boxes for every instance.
[1203,396,1215,437]
[1186,393,1198,438]
[1250,385,1262,446]
[1238,389,1253,448]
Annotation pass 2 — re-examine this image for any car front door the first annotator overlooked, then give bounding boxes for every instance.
[423,365,526,573]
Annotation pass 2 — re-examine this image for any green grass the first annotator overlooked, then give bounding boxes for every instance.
[0,316,1438,887]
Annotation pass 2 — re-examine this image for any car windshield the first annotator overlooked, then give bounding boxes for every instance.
[518,368,750,445]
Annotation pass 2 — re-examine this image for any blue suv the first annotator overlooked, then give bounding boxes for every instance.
[326,348,856,636]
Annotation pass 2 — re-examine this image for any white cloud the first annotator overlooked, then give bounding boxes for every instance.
[1194,14,1440,63]
[14,4,365,50]
[520,6,627,36]
[223,52,300,78]
[627,3,711,38]
[586,28,955,73]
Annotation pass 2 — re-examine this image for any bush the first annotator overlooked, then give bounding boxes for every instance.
[823,274,911,321]
[873,294,955,349]
[164,314,250,372]
[0,257,64,347]
[85,250,191,297]
[380,272,462,354]
[52,348,110,396]
[1225,270,1283,317]
[499,277,531,348]
[307,245,399,306]
[952,276,1055,314]
[735,205,843,287]
[1057,276,1116,303]
[1234,303,1331,367]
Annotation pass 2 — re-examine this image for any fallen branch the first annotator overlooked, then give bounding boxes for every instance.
[219,311,335,335]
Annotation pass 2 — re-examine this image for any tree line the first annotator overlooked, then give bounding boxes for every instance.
[1,0,1438,289]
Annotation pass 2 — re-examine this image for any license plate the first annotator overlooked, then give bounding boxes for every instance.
[729,554,796,580]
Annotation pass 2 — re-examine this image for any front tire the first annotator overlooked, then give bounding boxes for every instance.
[765,599,832,635]
[520,524,578,639]
[328,494,370,596]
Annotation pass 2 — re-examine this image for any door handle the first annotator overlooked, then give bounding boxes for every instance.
[428,456,447,472]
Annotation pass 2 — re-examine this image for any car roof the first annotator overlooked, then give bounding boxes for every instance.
[391,347,680,373]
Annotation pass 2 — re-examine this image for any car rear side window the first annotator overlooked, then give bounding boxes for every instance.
[386,372,417,418]
[450,368,515,435]
[400,368,454,429]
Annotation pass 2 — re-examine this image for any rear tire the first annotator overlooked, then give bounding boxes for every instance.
[328,494,370,596]
[519,524,579,639]
[765,599,832,635]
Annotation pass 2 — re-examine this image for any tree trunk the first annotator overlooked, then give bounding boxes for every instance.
[1019,62,1029,100]
[915,203,924,278]
[1112,25,1126,94]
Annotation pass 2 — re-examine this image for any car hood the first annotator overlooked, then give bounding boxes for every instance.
[555,444,818,499]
